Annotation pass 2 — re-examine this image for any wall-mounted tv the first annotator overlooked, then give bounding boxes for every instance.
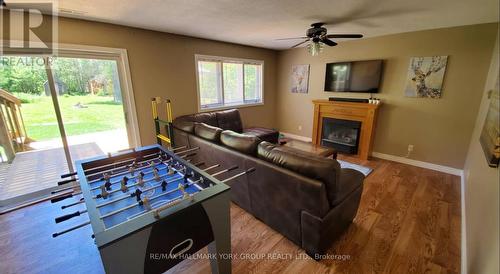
[324,60,383,93]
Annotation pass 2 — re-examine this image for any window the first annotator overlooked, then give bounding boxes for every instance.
[196,55,263,110]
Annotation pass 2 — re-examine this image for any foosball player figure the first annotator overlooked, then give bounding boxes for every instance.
[161,180,168,191]
[128,166,135,176]
[103,173,110,184]
[153,167,160,181]
[149,161,155,169]
[104,180,112,191]
[179,182,193,201]
[99,185,109,199]
[133,188,143,202]
[137,172,145,187]
[167,164,175,175]
[160,152,169,161]
[120,176,129,192]
[141,196,152,211]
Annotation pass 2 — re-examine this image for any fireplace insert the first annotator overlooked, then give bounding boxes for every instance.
[321,118,362,154]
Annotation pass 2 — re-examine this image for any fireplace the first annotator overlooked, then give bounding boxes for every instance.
[321,118,362,154]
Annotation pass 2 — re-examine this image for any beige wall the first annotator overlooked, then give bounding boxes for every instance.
[0,14,278,146]
[464,29,499,274]
[276,23,498,169]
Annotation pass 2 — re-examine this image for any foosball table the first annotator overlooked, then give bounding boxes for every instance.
[51,144,253,274]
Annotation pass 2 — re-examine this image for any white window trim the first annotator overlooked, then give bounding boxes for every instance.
[194,54,264,112]
[0,41,141,148]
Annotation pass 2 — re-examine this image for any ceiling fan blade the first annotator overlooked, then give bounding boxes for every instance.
[321,38,337,47]
[276,37,308,41]
[326,34,363,39]
[291,39,310,48]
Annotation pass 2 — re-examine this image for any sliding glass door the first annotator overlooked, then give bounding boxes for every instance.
[0,50,135,205]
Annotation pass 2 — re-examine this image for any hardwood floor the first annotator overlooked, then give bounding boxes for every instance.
[0,156,461,274]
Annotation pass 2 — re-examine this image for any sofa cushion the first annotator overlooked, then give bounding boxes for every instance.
[216,109,243,133]
[243,127,280,144]
[172,118,195,133]
[193,112,218,127]
[220,130,261,155]
[257,141,341,206]
[194,122,222,142]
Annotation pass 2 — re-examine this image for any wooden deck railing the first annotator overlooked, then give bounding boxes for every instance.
[0,89,29,162]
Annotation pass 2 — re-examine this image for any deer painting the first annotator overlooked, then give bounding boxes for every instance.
[405,56,448,98]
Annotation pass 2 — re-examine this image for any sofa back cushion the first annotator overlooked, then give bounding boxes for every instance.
[216,109,243,133]
[172,118,195,133]
[220,130,261,156]
[257,142,341,206]
[194,122,222,142]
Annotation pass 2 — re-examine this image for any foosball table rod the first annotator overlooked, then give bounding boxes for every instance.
[55,209,88,223]
[100,178,202,220]
[95,174,188,208]
[169,145,187,152]
[83,151,160,176]
[210,165,238,177]
[92,167,179,199]
[99,165,244,219]
[89,159,173,191]
[60,172,77,179]
[175,147,200,155]
[180,152,197,159]
[61,198,85,209]
[51,191,82,203]
[221,167,256,183]
[57,177,78,186]
[95,163,219,209]
[51,183,80,194]
[52,221,91,238]
[86,154,168,182]
[87,155,174,184]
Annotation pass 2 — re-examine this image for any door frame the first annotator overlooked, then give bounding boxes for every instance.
[0,41,141,149]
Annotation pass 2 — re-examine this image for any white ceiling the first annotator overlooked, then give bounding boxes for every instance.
[23,0,500,49]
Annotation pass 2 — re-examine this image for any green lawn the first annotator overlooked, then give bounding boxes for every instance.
[18,94,126,141]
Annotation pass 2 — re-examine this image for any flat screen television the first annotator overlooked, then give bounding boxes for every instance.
[324,60,383,93]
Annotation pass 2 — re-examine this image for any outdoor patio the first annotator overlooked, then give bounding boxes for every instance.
[0,129,129,207]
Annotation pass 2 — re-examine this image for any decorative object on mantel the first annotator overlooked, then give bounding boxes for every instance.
[405,56,448,98]
[276,23,363,56]
[312,99,380,160]
[480,77,499,167]
[291,64,310,93]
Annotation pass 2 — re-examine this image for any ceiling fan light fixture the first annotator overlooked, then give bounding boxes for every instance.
[307,42,323,56]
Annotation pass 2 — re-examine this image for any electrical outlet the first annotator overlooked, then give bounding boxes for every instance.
[408,145,414,152]
[298,125,302,131]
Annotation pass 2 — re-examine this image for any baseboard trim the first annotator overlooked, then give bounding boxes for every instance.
[371,152,463,176]
[280,132,313,143]
[460,171,467,274]
[280,132,463,176]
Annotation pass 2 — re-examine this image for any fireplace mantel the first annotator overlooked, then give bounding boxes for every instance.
[312,99,380,160]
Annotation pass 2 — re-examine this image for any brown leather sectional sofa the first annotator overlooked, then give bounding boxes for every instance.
[172,109,364,256]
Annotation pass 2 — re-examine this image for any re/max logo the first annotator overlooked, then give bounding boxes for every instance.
[0,1,58,55]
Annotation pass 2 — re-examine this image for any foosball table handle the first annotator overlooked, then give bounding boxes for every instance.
[51,193,76,203]
[55,210,83,223]
[58,178,77,186]
[60,172,77,179]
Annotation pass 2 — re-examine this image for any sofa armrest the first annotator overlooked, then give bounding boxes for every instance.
[301,183,363,257]
[330,168,364,207]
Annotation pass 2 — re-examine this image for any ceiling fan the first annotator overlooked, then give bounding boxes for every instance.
[278,22,363,56]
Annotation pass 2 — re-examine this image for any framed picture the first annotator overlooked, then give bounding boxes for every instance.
[405,56,448,98]
[480,76,500,167]
[291,64,310,93]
